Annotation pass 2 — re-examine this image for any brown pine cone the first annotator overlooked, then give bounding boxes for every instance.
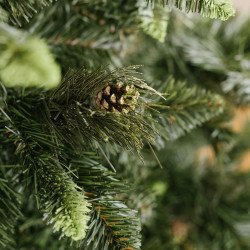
[95,82,140,114]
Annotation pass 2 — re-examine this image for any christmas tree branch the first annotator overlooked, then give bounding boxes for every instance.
[0,172,22,249]
[150,78,225,140]
[51,43,115,70]
[42,66,157,152]
[36,155,91,241]
[0,96,91,242]
[148,0,235,21]
[0,0,56,26]
[72,154,141,250]
[25,1,134,45]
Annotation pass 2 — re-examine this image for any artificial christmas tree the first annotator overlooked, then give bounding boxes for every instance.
[2,1,250,250]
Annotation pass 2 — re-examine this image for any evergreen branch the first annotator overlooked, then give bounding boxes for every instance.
[0,99,91,242]
[25,0,170,62]
[26,1,134,44]
[137,0,169,43]
[148,0,235,21]
[42,66,156,151]
[0,172,22,249]
[23,0,156,69]
[51,43,116,71]
[72,154,141,250]
[221,71,250,105]
[151,78,225,140]
[37,156,91,241]
[1,0,56,26]
[174,31,227,73]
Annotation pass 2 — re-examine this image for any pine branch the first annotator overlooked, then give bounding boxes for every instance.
[148,0,235,21]
[23,0,170,68]
[37,156,91,241]
[1,0,56,26]
[25,1,134,46]
[72,154,141,250]
[151,78,225,140]
[137,0,169,43]
[0,172,22,249]
[174,31,227,74]
[22,1,138,69]
[51,43,116,71]
[0,97,91,242]
[42,66,156,152]
[221,72,250,105]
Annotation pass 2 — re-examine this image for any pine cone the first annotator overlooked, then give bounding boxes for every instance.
[95,82,140,113]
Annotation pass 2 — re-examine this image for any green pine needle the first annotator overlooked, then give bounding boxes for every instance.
[138,0,169,43]
[43,66,157,152]
[0,174,22,249]
[72,154,141,249]
[0,101,91,242]
[151,78,225,140]
[38,158,91,241]
[1,0,55,26]
[148,0,235,21]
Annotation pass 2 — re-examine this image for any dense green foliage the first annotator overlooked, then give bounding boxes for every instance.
[2,1,250,250]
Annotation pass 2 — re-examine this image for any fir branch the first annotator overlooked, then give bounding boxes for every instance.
[25,1,135,46]
[1,0,56,26]
[23,0,170,68]
[72,154,141,250]
[148,0,235,21]
[0,172,22,249]
[51,43,116,71]
[221,71,250,105]
[37,156,91,241]
[42,66,156,152]
[173,31,227,73]
[137,0,169,43]
[0,99,91,242]
[151,78,225,140]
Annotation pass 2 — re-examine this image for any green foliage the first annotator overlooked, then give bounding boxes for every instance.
[128,14,250,106]
[0,0,55,26]
[1,0,250,249]
[0,23,61,88]
[0,60,154,247]
[0,172,22,249]
[140,134,250,249]
[173,16,250,105]
[0,96,91,242]
[73,154,141,250]
[137,0,169,42]
[151,78,225,140]
[175,30,227,73]
[43,66,156,151]
[221,71,250,105]
[37,157,91,241]
[148,0,235,20]
[23,0,137,69]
